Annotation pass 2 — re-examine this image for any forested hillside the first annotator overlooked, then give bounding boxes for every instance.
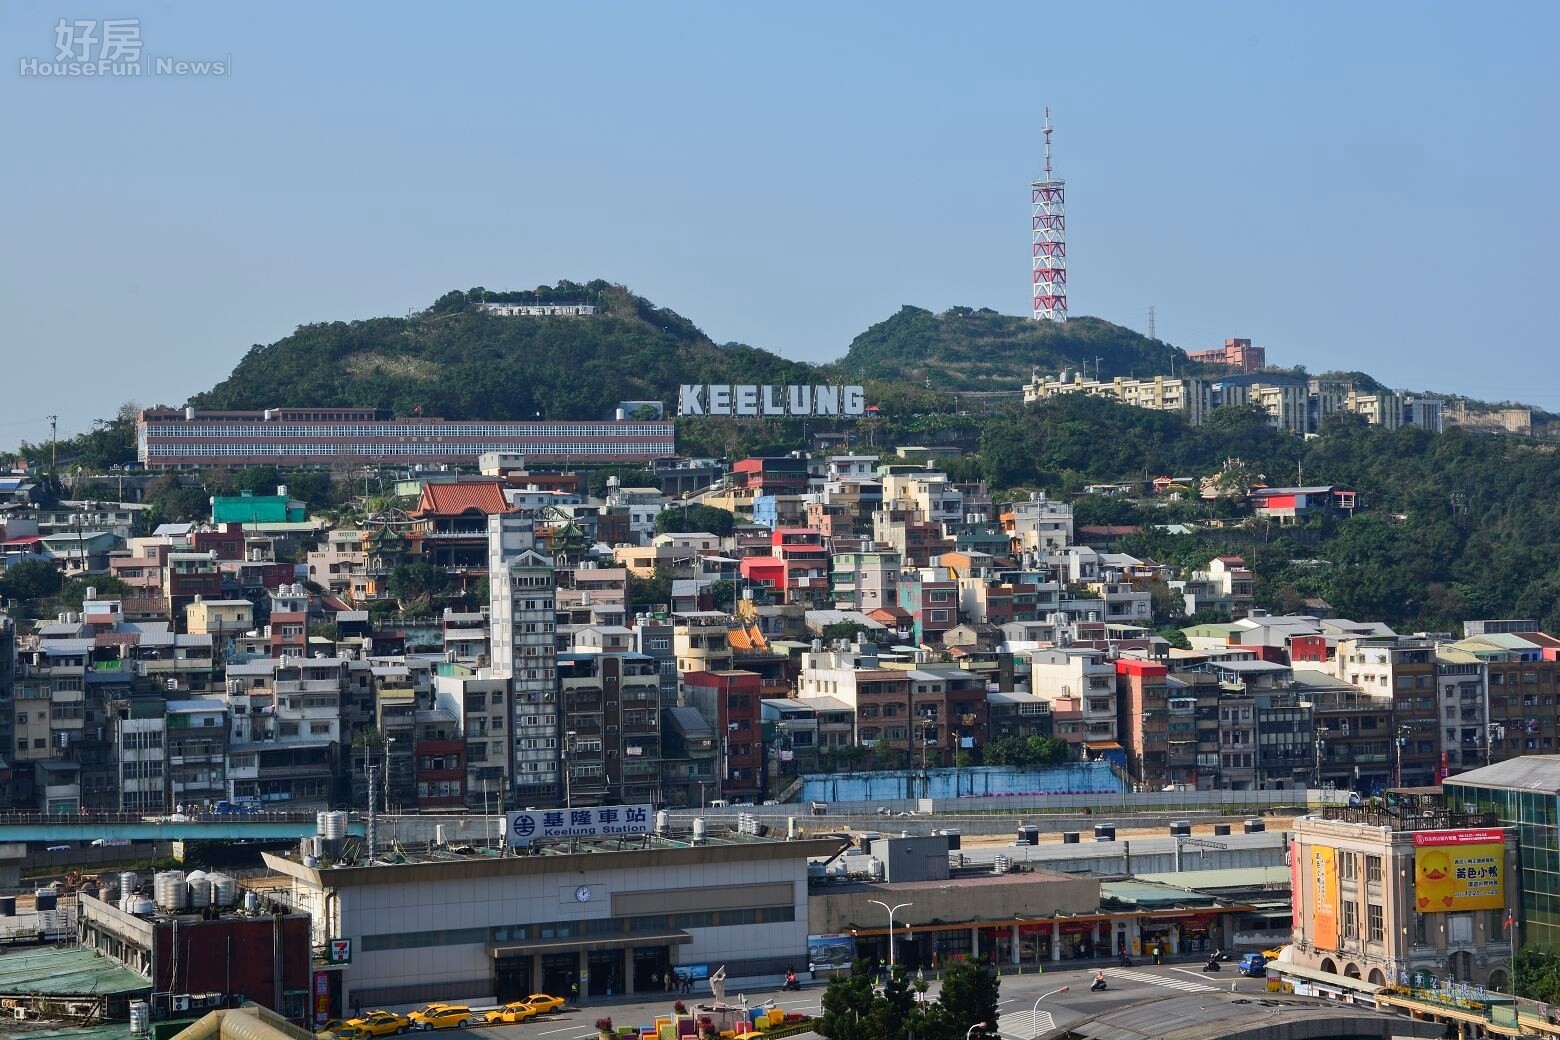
[191,281,815,421]
[969,395,1560,633]
[835,306,1186,390]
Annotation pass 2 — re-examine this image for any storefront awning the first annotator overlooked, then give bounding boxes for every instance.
[1271,962,1381,994]
[489,931,691,956]
[1084,741,1123,750]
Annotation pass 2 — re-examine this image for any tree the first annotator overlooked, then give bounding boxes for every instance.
[817,962,954,1040]
[1515,944,1560,1003]
[981,734,1068,767]
[57,575,132,613]
[925,959,1000,1040]
[823,621,871,644]
[0,558,63,603]
[628,564,673,610]
[655,503,737,537]
[385,561,454,615]
[818,961,880,1040]
[144,474,211,525]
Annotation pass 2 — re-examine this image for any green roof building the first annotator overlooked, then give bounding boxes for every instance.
[211,488,307,525]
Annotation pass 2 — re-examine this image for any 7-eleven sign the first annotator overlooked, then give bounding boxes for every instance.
[328,939,352,965]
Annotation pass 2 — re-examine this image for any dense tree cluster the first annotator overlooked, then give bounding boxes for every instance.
[1514,945,1560,1004]
[818,959,999,1040]
[191,282,814,423]
[980,734,1070,767]
[655,504,737,537]
[975,396,1560,633]
[838,306,1184,392]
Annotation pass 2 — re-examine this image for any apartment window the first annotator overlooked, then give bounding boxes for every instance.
[1339,852,1357,882]
[1366,855,1382,883]
[1368,904,1384,943]
[1342,901,1359,940]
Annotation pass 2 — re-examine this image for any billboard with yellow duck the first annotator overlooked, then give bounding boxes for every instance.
[1413,828,1506,913]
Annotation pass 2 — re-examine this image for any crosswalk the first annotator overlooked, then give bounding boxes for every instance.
[1108,968,1217,993]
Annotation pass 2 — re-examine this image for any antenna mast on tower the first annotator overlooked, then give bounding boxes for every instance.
[1031,108,1067,322]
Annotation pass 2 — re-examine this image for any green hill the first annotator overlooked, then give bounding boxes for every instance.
[191,281,815,422]
[834,305,1186,390]
[191,285,1204,422]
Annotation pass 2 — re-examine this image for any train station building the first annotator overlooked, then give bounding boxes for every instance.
[263,830,839,1016]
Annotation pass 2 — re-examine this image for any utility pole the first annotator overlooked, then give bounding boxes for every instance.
[47,415,58,474]
[365,762,377,864]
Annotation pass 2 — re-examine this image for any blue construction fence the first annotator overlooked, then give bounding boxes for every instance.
[799,762,1124,803]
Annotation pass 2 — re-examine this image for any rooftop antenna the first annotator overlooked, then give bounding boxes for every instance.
[1043,108,1054,181]
[1031,108,1067,323]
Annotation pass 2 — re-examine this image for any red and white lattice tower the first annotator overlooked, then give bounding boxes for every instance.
[1031,107,1067,322]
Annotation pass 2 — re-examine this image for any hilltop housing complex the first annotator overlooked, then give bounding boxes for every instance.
[1024,339,1448,436]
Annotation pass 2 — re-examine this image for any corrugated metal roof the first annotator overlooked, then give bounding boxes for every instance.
[0,945,150,996]
[1445,755,1560,793]
[1133,865,1291,891]
[665,705,714,738]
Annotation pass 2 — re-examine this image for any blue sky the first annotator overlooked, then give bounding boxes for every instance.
[2,1,1556,447]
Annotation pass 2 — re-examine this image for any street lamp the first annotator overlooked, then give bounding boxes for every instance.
[965,1024,988,1040]
[868,899,913,969]
[1031,989,1068,1036]
[384,735,395,813]
[1313,736,1326,790]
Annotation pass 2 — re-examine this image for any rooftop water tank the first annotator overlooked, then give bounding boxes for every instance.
[209,874,238,907]
[154,871,187,912]
[692,818,708,845]
[186,870,211,909]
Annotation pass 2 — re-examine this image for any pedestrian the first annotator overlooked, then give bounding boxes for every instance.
[1152,945,1162,966]
[652,972,660,992]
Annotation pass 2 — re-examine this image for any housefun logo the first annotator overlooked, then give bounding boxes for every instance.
[19,19,230,77]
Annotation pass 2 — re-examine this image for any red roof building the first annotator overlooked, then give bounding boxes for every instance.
[410,481,514,584]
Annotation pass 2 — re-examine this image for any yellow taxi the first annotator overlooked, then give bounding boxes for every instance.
[345,1011,410,1037]
[408,1005,472,1031]
[1261,945,1290,961]
[483,1003,538,1025]
[524,995,566,1015]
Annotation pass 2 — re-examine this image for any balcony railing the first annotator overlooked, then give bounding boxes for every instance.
[1321,806,1499,831]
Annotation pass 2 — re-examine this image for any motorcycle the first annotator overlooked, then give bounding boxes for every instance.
[783,974,801,992]
[1090,975,1108,992]
[1118,954,1133,968]
[1203,959,1221,973]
